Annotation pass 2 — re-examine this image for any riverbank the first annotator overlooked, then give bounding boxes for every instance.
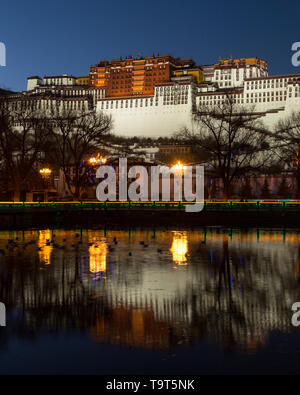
[0,201,300,229]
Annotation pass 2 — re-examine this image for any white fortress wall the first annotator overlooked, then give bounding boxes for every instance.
[97,83,195,137]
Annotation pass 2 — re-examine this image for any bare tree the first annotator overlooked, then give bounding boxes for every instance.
[47,108,112,200]
[177,96,270,200]
[0,106,51,201]
[275,112,300,197]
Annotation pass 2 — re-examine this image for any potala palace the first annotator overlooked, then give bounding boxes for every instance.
[1,54,300,137]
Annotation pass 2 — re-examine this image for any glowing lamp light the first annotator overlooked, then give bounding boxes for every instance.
[39,168,52,176]
[89,155,107,166]
[172,161,186,171]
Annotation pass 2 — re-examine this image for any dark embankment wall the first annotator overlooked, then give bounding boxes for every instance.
[0,207,299,229]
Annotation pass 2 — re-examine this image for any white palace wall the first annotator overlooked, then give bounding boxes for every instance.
[96,76,300,137]
[96,84,196,138]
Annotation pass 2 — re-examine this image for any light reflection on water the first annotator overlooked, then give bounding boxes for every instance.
[0,228,300,374]
[37,229,53,265]
[89,241,107,278]
[170,231,188,266]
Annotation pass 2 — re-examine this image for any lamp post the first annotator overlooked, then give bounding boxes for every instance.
[39,168,52,202]
[86,155,107,200]
[171,161,186,202]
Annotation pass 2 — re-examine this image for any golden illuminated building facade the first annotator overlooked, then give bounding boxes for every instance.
[76,76,90,86]
[89,55,203,97]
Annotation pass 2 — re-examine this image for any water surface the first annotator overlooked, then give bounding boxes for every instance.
[0,228,300,374]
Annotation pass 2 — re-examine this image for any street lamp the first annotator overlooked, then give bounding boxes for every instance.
[39,168,52,202]
[89,155,107,166]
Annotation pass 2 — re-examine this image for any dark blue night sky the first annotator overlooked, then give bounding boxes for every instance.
[1,0,300,91]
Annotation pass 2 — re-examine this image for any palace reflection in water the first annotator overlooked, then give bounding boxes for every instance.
[0,228,300,373]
